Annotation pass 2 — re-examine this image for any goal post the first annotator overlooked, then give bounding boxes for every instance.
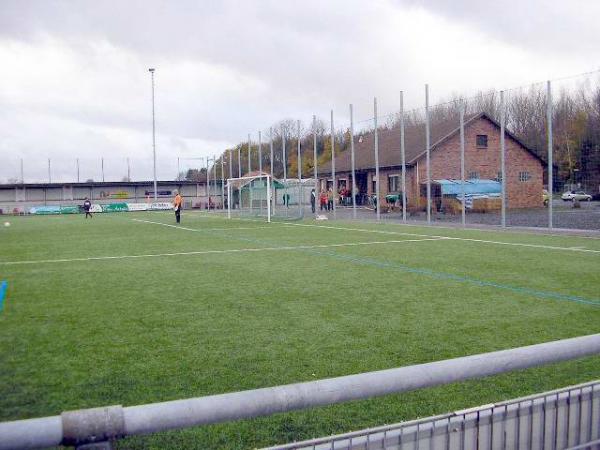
[226,175,307,222]
[226,174,272,223]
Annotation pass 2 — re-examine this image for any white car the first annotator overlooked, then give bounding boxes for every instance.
[561,190,592,201]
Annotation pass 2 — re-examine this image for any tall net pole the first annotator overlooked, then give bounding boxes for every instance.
[330,110,336,219]
[460,102,466,227]
[237,146,241,178]
[297,120,302,208]
[220,156,224,210]
[547,80,553,230]
[350,104,357,219]
[258,131,263,173]
[149,68,158,201]
[313,115,318,218]
[270,127,274,181]
[229,150,233,210]
[374,97,380,221]
[258,131,263,215]
[400,92,407,222]
[248,134,252,213]
[213,154,218,210]
[270,127,274,216]
[282,125,287,217]
[206,157,210,211]
[425,84,431,224]
[500,90,507,228]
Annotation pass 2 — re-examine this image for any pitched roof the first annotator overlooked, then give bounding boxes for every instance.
[319,112,541,174]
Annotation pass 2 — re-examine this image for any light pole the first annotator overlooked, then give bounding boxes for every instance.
[149,68,158,201]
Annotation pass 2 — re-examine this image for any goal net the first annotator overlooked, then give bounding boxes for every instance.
[226,175,306,222]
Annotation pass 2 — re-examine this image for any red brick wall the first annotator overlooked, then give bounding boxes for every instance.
[414,118,543,208]
[322,117,543,209]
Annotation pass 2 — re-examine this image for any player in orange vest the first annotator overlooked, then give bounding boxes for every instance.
[173,190,183,223]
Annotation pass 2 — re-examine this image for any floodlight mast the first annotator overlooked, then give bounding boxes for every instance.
[149,68,158,201]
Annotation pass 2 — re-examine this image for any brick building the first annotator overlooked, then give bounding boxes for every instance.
[319,113,544,209]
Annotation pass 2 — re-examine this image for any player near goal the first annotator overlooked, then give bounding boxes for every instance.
[173,190,183,223]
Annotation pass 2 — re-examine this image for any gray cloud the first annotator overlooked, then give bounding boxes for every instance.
[1,0,599,182]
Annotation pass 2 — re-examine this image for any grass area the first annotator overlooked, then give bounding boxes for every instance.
[0,211,599,449]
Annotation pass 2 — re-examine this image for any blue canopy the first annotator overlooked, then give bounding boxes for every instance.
[434,179,501,196]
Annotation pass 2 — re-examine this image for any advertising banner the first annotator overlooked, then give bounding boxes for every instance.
[29,206,79,215]
[100,203,129,212]
[90,204,103,213]
[126,203,149,211]
[29,206,61,215]
[149,202,172,210]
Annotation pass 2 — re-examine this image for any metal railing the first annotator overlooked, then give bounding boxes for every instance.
[264,381,600,450]
[0,334,599,449]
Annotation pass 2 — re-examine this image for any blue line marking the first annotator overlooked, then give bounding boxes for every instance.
[218,230,600,308]
[0,280,7,312]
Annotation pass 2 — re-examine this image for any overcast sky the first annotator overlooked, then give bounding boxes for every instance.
[1,0,599,183]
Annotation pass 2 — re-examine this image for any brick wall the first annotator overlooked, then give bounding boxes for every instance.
[320,117,544,209]
[415,118,543,208]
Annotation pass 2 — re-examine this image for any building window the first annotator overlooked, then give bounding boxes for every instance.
[496,171,503,182]
[338,179,347,190]
[388,175,399,192]
[476,135,488,148]
[468,171,479,180]
[372,178,378,193]
[519,171,531,182]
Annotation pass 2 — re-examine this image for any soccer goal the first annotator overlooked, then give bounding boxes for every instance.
[226,175,306,222]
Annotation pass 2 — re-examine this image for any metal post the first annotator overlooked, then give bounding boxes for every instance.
[127,158,130,182]
[258,131,263,174]
[221,156,225,210]
[460,103,466,227]
[149,68,158,201]
[282,126,287,216]
[76,158,79,183]
[350,104,357,219]
[206,157,210,211]
[270,127,274,181]
[213,154,218,210]
[270,127,274,216]
[229,150,233,210]
[266,174,271,223]
[101,157,105,182]
[330,110,336,218]
[282,126,287,181]
[177,157,180,181]
[20,158,24,184]
[248,134,252,174]
[547,80,553,229]
[400,92,406,223]
[48,158,51,183]
[227,181,231,219]
[374,98,380,221]
[238,146,241,178]
[500,90,506,228]
[425,84,431,224]
[313,115,318,217]
[297,120,302,208]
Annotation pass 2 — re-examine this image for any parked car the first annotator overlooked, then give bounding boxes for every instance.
[542,189,549,206]
[561,190,592,201]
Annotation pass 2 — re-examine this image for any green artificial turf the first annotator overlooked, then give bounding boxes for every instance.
[0,211,598,449]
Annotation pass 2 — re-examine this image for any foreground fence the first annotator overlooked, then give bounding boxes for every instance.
[265,381,600,450]
[1,334,599,449]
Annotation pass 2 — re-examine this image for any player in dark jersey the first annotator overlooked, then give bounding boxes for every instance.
[83,198,93,219]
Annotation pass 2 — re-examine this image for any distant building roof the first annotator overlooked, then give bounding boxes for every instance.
[320,112,541,174]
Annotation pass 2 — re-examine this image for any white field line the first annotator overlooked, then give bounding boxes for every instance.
[0,237,447,266]
[131,218,293,232]
[281,222,600,254]
[135,216,600,254]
